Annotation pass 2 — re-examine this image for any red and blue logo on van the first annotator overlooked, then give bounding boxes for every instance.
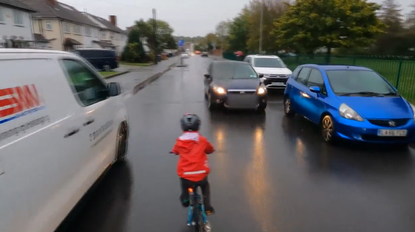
[0,84,45,125]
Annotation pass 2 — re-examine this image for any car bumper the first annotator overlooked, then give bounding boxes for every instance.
[211,93,267,109]
[263,77,288,89]
[334,117,415,144]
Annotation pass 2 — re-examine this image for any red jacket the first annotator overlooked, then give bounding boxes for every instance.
[172,132,214,182]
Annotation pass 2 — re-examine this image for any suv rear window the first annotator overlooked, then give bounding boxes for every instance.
[253,58,286,68]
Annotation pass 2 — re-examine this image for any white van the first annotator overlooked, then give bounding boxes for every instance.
[0,49,129,232]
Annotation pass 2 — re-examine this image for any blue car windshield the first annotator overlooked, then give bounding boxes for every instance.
[326,70,397,95]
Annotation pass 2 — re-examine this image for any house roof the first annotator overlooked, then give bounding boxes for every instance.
[18,0,98,27]
[0,0,35,12]
[84,13,124,34]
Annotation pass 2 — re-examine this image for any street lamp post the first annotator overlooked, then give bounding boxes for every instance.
[259,0,263,54]
[152,8,158,64]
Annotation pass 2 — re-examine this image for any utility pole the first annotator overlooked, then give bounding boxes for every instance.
[152,8,158,64]
[259,0,263,54]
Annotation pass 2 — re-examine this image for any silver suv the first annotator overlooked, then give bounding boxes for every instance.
[243,54,292,89]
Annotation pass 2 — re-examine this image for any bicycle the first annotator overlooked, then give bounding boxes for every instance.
[187,185,211,232]
[169,152,212,232]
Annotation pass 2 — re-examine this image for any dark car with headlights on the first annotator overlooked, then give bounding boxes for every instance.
[204,60,267,111]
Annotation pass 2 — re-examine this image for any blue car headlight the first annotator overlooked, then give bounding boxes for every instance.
[339,103,364,121]
[410,104,415,119]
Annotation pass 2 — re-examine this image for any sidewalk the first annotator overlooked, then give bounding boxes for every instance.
[106,57,178,94]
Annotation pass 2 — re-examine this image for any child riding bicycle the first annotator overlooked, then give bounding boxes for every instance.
[171,113,216,215]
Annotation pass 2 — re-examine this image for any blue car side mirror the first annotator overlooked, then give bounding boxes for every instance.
[309,86,321,93]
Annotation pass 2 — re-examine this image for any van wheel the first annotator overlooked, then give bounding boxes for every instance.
[115,122,129,162]
[104,64,111,71]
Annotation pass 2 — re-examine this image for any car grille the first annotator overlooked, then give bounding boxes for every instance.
[226,91,258,109]
[263,77,288,85]
[367,119,409,127]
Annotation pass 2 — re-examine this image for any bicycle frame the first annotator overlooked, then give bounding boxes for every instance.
[187,187,208,226]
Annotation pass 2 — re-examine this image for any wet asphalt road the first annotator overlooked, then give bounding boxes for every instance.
[63,56,415,232]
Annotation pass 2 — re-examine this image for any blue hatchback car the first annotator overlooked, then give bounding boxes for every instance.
[283,64,415,145]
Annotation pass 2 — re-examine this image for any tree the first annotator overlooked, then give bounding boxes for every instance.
[205,33,217,51]
[272,0,385,57]
[245,0,288,53]
[215,20,232,50]
[374,0,404,54]
[378,0,403,32]
[134,18,175,54]
[165,34,178,49]
[121,28,146,62]
[406,1,415,29]
[227,10,250,52]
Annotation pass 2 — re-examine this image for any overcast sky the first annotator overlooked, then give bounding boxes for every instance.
[60,0,413,37]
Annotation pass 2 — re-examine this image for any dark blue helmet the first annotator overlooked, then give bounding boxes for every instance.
[180,113,201,131]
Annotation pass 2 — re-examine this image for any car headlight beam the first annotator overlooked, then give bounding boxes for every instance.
[339,103,363,121]
[213,86,226,94]
[257,86,266,95]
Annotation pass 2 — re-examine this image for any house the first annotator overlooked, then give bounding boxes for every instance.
[0,0,36,48]
[19,0,101,51]
[83,13,127,55]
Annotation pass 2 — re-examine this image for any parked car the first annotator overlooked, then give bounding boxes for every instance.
[73,48,118,71]
[284,64,415,145]
[0,49,129,232]
[244,54,292,89]
[181,52,189,59]
[202,52,208,57]
[204,60,267,111]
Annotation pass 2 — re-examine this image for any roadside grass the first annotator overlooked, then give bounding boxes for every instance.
[282,56,415,103]
[119,61,153,66]
[99,71,119,78]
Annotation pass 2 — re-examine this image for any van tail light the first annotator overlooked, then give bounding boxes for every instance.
[116,56,120,61]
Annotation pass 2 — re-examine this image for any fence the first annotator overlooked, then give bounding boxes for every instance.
[222,52,415,103]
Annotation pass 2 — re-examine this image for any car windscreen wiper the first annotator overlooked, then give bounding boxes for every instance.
[338,91,397,96]
[380,92,399,96]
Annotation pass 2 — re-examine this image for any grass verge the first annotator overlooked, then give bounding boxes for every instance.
[99,71,119,78]
[119,61,153,66]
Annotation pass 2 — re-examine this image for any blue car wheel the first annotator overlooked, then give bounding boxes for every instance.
[284,97,295,117]
[321,115,335,143]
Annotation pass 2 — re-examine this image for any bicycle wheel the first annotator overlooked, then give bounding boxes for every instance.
[192,198,200,232]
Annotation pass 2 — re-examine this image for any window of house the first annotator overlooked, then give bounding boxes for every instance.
[63,22,70,33]
[45,21,52,30]
[110,32,114,39]
[0,7,4,23]
[101,32,106,38]
[73,25,82,35]
[84,27,91,36]
[13,10,23,25]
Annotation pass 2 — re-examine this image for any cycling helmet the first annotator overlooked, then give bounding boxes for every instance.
[180,113,201,131]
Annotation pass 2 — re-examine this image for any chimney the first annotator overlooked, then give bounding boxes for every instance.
[109,15,117,26]
[47,0,57,6]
